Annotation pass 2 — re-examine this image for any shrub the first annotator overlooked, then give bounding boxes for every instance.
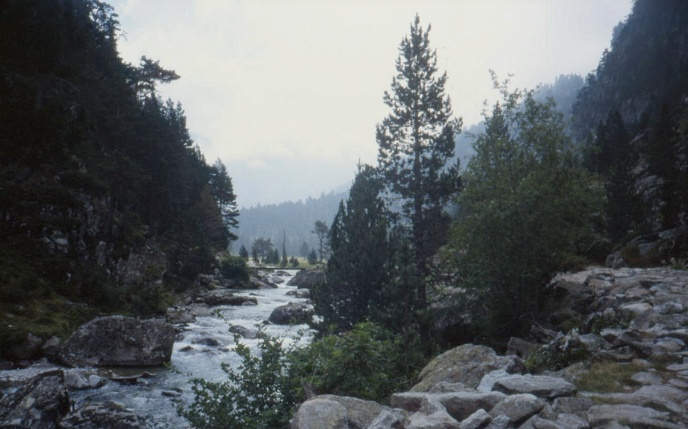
[289,322,424,402]
[219,255,249,281]
[181,335,297,429]
[181,322,426,427]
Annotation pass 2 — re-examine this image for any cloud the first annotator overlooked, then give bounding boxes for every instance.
[111,0,632,206]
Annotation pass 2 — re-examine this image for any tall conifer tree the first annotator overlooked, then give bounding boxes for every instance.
[376,15,461,308]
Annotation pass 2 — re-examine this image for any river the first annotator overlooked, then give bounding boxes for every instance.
[3,269,313,428]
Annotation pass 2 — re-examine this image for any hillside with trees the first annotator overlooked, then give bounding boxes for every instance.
[3,1,688,428]
[234,190,346,258]
[0,0,238,353]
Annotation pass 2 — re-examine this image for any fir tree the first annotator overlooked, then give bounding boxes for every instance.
[239,245,249,260]
[376,15,461,308]
[313,165,389,331]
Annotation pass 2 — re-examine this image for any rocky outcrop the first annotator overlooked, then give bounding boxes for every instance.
[287,269,325,289]
[59,401,143,429]
[291,267,688,429]
[58,316,175,367]
[411,344,524,392]
[269,302,314,325]
[0,370,69,428]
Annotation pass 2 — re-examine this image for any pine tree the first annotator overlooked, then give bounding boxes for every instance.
[376,15,461,308]
[313,165,389,331]
[280,231,288,267]
[313,221,329,262]
[239,245,249,260]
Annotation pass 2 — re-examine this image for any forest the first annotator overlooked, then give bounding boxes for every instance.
[1,0,688,428]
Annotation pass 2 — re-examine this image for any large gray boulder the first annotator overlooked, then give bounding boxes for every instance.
[269,302,314,325]
[290,394,388,429]
[411,344,524,392]
[59,316,175,367]
[0,370,70,429]
[287,270,325,289]
[202,290,257,306]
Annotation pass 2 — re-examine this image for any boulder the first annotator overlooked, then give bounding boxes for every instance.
[411,344,523,392]
[203,290,258,306]
[367,408,407,429]
[586,404,681,429]
[59,316,175,367]
[40,336,61,359]
[459,409,491,429]
[229,325,259,339]
[290,394,387,429]
[287,270,325,289]
[0,370,70,428]
[286,288,311,298]
[269,302,314,325]
[59,401,143,429]
[491,374,576,399]
[250,275,279,289]
[488,394,545,424]
[63,369,107,390]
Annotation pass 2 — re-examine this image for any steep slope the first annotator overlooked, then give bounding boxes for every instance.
[0,0,235,357]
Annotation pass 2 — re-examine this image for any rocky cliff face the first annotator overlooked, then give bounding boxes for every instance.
[291,267,688,429]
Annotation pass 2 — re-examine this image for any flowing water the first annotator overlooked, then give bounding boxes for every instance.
[4,270,313,428]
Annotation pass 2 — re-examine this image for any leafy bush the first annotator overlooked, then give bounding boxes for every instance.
[181,322,426,428]
[219,255,250,281]
[181,335,297,429]
[289,322,424,402]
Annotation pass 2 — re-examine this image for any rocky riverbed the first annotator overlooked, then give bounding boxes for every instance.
[0,269,315,428]
[291,267,688,429]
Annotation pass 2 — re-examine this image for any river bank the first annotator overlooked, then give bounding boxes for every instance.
[0,269,314,428]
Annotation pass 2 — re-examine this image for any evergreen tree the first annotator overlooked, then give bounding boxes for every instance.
[280,231,288,267]
[210,160,239,241]
[299,242,310,258]
[307,249,318,265]
[376,15,461,309]
[312,166,390,331]
[313,220,329,262]
[239,245,249,260]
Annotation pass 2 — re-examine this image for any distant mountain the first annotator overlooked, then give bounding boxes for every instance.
[235,190,347,257]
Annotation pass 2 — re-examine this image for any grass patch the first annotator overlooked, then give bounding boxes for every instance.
[0,294,98,357]
[575,360,645,393]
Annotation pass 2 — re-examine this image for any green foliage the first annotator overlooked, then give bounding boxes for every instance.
[313,166,390,331]
[445,79,604,337]
[0,0,240,345]
[290,323,424,402]
[525,341,589,373]
[181,336,297,429]
[219,255,250,282]
[182,323,426,427]
[251,238,274,264]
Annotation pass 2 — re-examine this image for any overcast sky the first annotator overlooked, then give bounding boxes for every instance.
[111,0,632,207]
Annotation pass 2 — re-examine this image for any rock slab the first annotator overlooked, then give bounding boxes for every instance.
[59,316,175,367]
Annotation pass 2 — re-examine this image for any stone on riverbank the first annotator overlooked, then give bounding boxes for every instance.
[269,302,314,325]
[58,316,175,367]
